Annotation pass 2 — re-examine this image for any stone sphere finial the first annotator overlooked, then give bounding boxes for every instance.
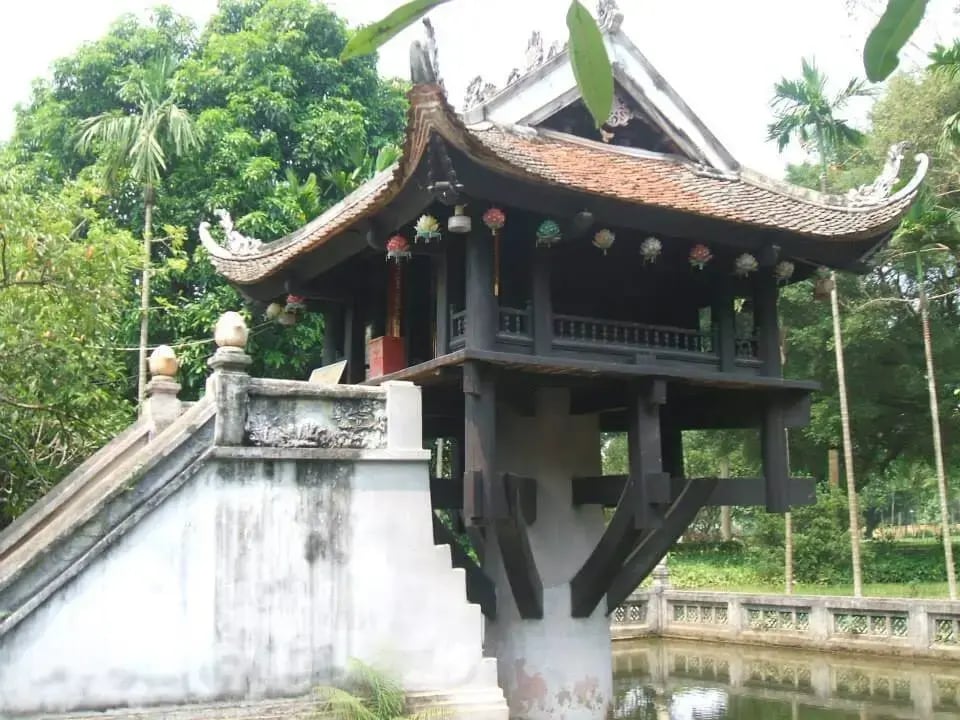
[214,311,249,349]
[148,344,179,378]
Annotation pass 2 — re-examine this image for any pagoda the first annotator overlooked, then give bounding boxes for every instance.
[203,5,926,718]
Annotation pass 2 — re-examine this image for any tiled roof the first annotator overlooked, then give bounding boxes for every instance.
[204,85,927,286]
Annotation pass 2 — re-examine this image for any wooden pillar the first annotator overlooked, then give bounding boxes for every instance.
[532,250,552,356]
[322,302,343,366]
[713,281,736,371]
[628,380,666,528]
[434,251,449,356]
[754,274,782,376]
[463,361,499,527]
[762,398,789,512]
[465,227,496,350]
[344,299,366,383]
[660,412,684,480]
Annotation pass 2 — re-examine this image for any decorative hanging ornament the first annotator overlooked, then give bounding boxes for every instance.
[593,228,615,255]
[385,234,412,262]
[640,236,662,264]
[689,243,713,270]
[774,260,795,283]
[536,219,562,248]
[265,302,284,321]
[277,311,298,327]
[482,207,506,297]
[482,207,506,234]
[734,253,759,278]
[414,214,441,243]
[448,205,472,234]
[285,294,307,313]
[813,267,835,301]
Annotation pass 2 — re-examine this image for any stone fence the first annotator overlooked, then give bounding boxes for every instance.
[611,581,960,660]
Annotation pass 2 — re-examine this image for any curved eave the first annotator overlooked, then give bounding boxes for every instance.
[204,85,928,286]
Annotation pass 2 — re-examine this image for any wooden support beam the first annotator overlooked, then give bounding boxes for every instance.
[465,226,496,350]
[628,380,666,529]
[322,301,344,367]
[754,273,782,377]
[494,472,543,618]
[606,478,718,613]
[661,414,684,480]
[762,400,790,512]
[432,514,496,618]
[532,250,552,356]
[434,251,449,357]
[463,361,500,523]
[572,475,816,508]
[712,281,736,372]
[344,299,366,383]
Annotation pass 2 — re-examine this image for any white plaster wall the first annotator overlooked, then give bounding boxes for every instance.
[484,388,613,720]
[0,453,494,716]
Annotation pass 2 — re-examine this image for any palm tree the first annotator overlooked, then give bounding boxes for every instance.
[767,58,870,194]
[928,42,960,146]
[768,58,870,596]
[77,55,199,407]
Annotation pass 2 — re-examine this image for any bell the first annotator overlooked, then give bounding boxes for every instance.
[448,205,472,234]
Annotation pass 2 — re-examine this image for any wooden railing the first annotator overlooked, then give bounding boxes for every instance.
[498,306,531,339]
[448,307,760,365]
[552,313,712,354]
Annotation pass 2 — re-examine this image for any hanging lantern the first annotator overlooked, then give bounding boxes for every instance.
[448,205,472,234]
[593,228,615,255]
[536,219,562,248]
[689,243,712,270]
[640,236,662,264]
[414,214,442,243]
[385,234,411,262]
[265,302,284,321]
[285,294,307,313]
[572,210,595,236]
[813,268,835,301]
[482,207,506,234]
[734,253,759,278]
[277,311,298,327]
[482,207,506,296]
[775,260,795,283]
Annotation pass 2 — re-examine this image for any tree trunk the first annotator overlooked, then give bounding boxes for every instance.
[828,448,840,488]
[781,329,793,595]
[137,189,153,409]
[831,274,863,597]
[917,257,958,600]
[719,457,732,541]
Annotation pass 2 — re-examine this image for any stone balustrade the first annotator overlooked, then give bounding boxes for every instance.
[611,586,960,660]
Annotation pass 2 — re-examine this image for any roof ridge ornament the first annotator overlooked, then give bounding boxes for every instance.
[463,75,499,110]
[410,19,442,87]
[597,0,624,32]
[845,141,910,206]
[200,210,263,256]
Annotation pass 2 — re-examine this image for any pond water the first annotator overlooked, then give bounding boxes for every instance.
[612,638,960,720]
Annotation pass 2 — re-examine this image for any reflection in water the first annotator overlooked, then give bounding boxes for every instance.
[613,639,960,719]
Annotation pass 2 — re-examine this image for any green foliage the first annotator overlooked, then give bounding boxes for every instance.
[0,165,138,525]
[566,0,613,128]
[864,0,929,82]
[751,487,855,585]
[315,661,425,720]
[8,0,408,402]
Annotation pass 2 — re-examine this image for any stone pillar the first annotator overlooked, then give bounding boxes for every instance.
[144,345,182,437]
[207,311,252,445]
[484,388,612,720]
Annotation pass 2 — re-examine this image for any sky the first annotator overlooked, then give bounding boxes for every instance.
[1,0,959,178]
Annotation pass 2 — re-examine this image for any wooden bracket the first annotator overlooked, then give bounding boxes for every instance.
[606,478,717,612]
[494,472,542,618]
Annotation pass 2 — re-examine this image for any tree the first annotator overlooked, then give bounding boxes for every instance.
[0,164,138,527]
[768,58,871,596]
[76,54,200,407]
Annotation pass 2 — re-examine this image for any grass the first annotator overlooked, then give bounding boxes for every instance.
[665,557,952,598]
